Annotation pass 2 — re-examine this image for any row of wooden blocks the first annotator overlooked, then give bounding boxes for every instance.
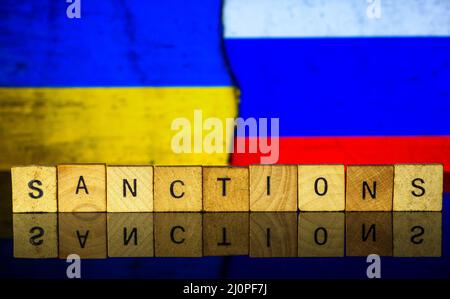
[12,164,444,212]
[14,212,441,258]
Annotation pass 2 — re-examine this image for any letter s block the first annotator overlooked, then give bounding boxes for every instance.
[11,166,57,212]
[393,164,443,211]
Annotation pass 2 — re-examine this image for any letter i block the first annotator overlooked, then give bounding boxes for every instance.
[11,166,57,212]
[298,165,345,211]
[107,165,153,212]
[154,166,202,212]
[249,165,297,211]
[203,167,249,212]
[57,164,106,212]
[393,164,443,211]
[346,165,394,211]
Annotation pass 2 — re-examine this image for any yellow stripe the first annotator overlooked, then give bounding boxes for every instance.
[0,87,238,170]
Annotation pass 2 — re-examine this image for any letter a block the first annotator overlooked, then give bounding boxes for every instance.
[154,166,202,212]
[393,164,443,211]
[11,166,57,212]
[107,165,153,212]
[249,165,297,211]
[203,167,249,212]
[298,165,345,211]
[58,164,106,212]
[346,165,393,211]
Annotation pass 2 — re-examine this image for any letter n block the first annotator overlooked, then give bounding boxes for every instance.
[154,166,202,212]
[57,164,106,212]
[346,165,393,211]
[393,164,443,211]
[107,165,153,212]
[11,166,57,212]
[298,165,345,211]
[249,165,297,211]
[203,167,249,212]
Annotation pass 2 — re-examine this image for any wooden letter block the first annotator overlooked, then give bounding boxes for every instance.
[346,165,394,211]
[298,213,344,257]
[154,166,202,212]
[154,213,202,257]
[203,213,249,256]
[393,164,443,211]
[249,165,297,211]
[58,164,106,212]
[58,213,107,259]
[13,213,58,258]
[107,166,153,212]
[203,167,249,212]
[393,212,441,257]
[250,213,297,257]
[107,213,154,257]
[346,212,393,256]
[11,166,57,212]
[298,165,345,211]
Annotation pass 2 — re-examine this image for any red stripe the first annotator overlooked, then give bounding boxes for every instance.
[231,136,450,192]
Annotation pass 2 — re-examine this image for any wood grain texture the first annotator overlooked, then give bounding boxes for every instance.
[393,164,443,211]
[203,213,249,256]
[13,213,58,258]
[0,87,237,170]
[298,212,344,257]
[154,166,202,212]
[154,213,202,257]
[346,212,393,256]
[11,166,57,212]
[107,213,154,257]
[249,165,297,211]
[250,213,297,257]
[107,166,153,212]
[298,164,345,211]
[393,212,441,257]
[57,164,106,212]
[58,213,107,259]
[346,165,394,211]
[203,167,249,212]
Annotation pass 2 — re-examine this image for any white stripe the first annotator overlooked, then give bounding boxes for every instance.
[224,0,450,38]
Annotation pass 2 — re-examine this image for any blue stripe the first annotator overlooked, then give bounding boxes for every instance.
[225,38,450,136]
[0,0,232,87]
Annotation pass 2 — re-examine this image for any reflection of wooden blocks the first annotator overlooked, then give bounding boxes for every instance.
[107,213,154,257]
[346,213,392,256]
[393,212,441,257]
[58,213,107,259]
[346,165,394,211]
[11,166,57,212]
[249,165,297,211]
[107,166,153,212]
[203,213,249,256]
[203,167,249,212]
[250,213,297,257]
[154,213,202,257]
[298,165,345,211]
[58,164,106,212]
[13,213,58,258]
[393,164,443,211]
[154,166,202,212]
[298,213,344,257]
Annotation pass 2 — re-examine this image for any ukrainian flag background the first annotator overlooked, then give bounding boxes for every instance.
[0,0,237,169]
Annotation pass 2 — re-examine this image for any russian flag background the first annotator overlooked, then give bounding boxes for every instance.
[225,0,450,191]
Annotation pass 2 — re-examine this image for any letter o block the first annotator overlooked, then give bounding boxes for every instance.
[11,166,57,212]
